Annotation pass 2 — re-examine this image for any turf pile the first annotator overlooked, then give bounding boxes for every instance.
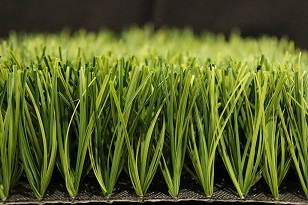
[1,26,308,201]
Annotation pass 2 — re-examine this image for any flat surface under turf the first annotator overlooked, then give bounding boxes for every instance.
[2,171,307,204]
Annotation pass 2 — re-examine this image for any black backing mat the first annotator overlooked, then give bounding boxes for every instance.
[2,172,308,204]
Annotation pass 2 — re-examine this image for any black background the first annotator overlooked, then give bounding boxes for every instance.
[1,0,308,49]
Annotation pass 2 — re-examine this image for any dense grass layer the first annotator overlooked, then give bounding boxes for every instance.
[1,26,308,200]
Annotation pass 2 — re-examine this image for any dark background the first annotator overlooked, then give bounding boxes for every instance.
[1,0,308,49]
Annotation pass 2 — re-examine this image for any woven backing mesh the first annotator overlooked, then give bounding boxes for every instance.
[2,172,308,204]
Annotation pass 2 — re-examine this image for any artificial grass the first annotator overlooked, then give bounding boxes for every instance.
[0,26,308,200]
